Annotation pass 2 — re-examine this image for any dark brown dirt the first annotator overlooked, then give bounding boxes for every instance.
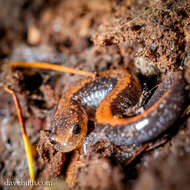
[0,0,190,190]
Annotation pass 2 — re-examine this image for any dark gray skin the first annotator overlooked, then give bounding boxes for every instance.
[103,71,187,145]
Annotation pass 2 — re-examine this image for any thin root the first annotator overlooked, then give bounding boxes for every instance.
[8,61,95,77]
[4,87,35,181]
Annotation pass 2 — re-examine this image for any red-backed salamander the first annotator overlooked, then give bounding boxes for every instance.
[48,69,187,152]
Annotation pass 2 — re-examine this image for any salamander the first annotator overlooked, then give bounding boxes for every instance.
[48,69,186,152]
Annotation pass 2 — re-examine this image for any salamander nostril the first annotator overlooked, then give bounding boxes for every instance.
[49,133,57,145]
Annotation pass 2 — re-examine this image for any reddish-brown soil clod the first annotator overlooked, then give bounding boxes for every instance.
[37,130,66,180]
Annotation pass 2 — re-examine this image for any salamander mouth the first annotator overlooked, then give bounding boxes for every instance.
[48,132,76,152]
[54,142,75,153]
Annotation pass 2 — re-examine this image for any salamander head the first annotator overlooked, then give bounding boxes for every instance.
[49,102,88,152]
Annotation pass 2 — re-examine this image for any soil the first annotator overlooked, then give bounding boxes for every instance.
[0,0,190,190]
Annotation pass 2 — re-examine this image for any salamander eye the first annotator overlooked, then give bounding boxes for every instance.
[71,123,81,135]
